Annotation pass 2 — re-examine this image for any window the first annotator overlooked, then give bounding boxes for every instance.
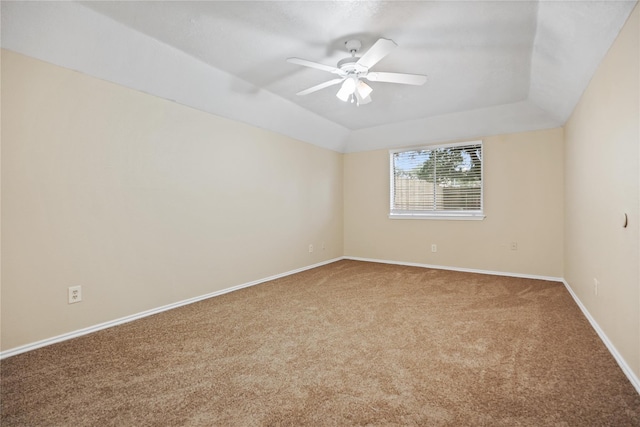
[390,141,484,220]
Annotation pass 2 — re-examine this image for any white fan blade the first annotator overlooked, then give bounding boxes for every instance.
[297,78,345,96]
[287,58,344,75]
[365,72,427,86]
[356,38,397,69]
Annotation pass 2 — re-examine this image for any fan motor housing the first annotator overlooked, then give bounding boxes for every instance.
[338,57,367,75]
[337,57,358,69]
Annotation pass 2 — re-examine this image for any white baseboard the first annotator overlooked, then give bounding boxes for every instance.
[343,256,564,282]
[561,279,640,395]
[0,257,343,360]
[4,256,639,398]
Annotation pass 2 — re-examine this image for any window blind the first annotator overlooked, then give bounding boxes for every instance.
[390,142,483,218]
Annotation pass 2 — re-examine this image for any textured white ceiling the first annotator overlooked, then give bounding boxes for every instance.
[2,1,637,152]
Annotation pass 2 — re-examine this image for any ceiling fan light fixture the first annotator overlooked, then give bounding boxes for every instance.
[354,91,372,106]
[357,80,373,98]
[336,77,356,102]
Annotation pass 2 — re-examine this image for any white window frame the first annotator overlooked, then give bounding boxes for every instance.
[389,141,485,220]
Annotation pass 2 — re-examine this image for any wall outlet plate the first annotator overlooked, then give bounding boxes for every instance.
[68,286,82,304]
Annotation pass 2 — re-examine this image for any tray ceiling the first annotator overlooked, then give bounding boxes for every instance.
[2,1,637,152]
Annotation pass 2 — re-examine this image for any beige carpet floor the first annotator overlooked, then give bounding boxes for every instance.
[2,260,640,426]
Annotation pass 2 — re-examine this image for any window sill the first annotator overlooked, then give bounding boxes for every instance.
[389,213,486,221]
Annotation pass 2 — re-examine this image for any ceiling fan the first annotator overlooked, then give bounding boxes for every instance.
[287,38,427,106]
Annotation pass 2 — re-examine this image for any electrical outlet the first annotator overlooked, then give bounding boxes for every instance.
[594,278,599,296]
[510,242,518,251]
[431,244,437,253]
[308,244,313,253]
[68,286,82,304]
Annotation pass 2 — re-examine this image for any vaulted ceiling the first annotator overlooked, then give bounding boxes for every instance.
[2,1,637,152]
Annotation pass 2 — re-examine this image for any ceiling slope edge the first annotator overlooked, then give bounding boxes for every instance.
[0,1,351,153]
[527,0,638,126]
[344,100,561,153]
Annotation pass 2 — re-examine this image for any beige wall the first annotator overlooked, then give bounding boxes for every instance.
[1,6,638,380]
[1,50,343,351]
[344,128,564,278]
[564,5,639,376]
